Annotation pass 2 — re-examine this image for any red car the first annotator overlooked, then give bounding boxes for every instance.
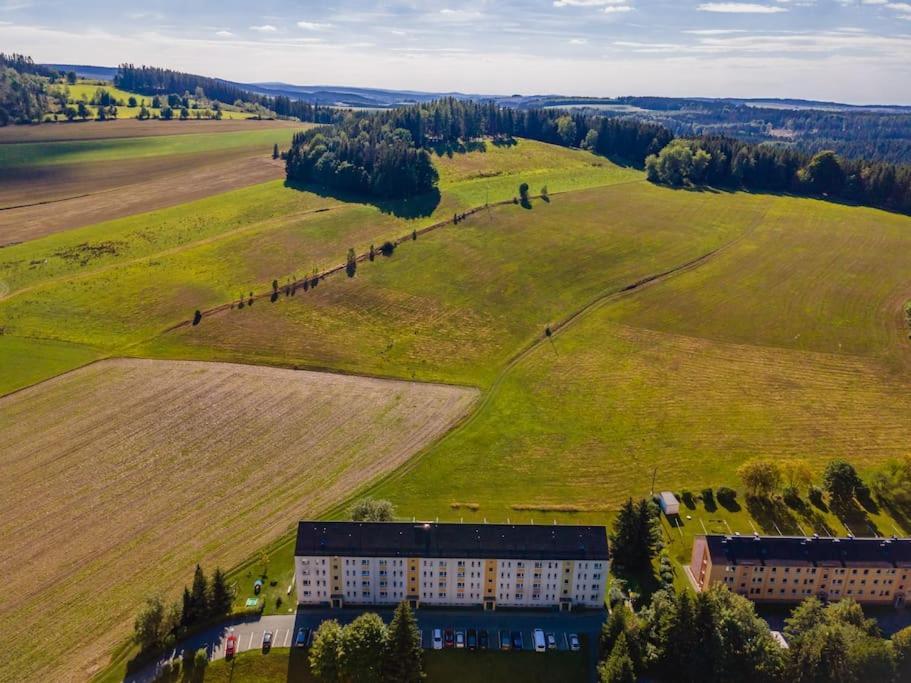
[225,633,238,658]
[443,628,455,649]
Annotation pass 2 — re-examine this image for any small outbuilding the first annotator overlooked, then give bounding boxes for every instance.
[658,491,680,516]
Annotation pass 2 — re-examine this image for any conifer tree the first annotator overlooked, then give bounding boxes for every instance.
[384,601,424,682]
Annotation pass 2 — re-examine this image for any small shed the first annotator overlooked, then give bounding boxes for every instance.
[658,491,679,516]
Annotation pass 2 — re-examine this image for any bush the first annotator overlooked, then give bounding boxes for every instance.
[194,648,208,669]
[716,487,737,507]
[808,485,825,508]
[380,241,396,256]
[680,490,695,508]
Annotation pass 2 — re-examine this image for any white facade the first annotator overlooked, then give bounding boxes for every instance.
[296,554,608,610]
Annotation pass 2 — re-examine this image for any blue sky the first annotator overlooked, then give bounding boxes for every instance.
[3,0,911,103]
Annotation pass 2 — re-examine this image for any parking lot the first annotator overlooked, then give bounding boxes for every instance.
[126,608,605,683]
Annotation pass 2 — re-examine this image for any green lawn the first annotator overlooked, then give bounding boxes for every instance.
[0,127,299,168]
[155,647,587,683]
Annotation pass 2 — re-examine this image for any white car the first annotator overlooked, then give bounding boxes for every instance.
[455,630,465,648]
[432,628,443,650]
[533,628,546,653]
[569,633,581,652]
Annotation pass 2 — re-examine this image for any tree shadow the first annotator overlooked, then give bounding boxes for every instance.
[282,179,441,220]
[745,496,802,535]
[430,139,488,157]
[490,136,518,148]
[876,497,911,535]
[831,499,881,537]
[286,611,311,682]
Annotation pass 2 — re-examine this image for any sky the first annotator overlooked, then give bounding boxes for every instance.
[2,0,911,104]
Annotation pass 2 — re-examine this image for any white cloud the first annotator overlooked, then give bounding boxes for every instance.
[249,24,277,32]
[437,8,483,20]
[554,0,627,6]
[682,28,748,34]
[569,37,589,44]
[698,3,788,11]
[296,21,332,31]
[861,0,887,4]
[603,4,634,12]
[215,30,233,37]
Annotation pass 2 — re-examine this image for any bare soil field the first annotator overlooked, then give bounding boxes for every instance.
[0,152,286,244]
[0,358,478,683]
[0,118,301,144]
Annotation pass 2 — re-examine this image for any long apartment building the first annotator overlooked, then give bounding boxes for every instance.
[692,533,911,607]
[295,521,609,611]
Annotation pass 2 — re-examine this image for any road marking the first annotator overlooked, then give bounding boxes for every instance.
[284,629,291,647]
[248,632,255,650]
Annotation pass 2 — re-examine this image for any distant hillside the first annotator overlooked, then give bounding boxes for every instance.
[49,64,118,80]
[43,63,911,162]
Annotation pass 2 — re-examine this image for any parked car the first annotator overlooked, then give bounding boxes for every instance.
[511,631,523,650]
[546,632,557,650]
[455,630,465,648]
[444,627,454,648]
[225,633,237,658]
[433,628,443,650]
[262,630,273,652]
[499,629,511,651]
[295,628,310,648]
[533,629,546,653]
[478,629,489,650]
[467,628,477,650]
[569,633,581,652]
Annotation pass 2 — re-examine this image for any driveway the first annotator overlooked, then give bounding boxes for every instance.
[125,607,606,682]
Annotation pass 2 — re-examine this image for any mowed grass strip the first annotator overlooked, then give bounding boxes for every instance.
[0,126,302,168]
[0,358,478,683]
[0,335,102,394]
[143,182,767,387]
[370,318,911,525]
[604,195,911,363]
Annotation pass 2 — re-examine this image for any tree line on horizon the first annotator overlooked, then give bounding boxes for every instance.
[113,64,337,123]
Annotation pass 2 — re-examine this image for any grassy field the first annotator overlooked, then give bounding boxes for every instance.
[0,127,299,168]
[155,647,587,683]
[604,195,911,364]
[0,139,640,397]
[0,358,477,683]
[50,81,257,121]
[0,119,301,143]
[142,182,765,387]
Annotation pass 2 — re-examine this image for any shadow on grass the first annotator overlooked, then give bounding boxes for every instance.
[431,139,489,157]
[613,565,660,606]
[282,179,442,220]
[876,497,911,535]
[831,499,881,537]
[745,496,802,535]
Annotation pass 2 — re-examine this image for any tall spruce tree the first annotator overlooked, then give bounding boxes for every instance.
[384,601,424,682]
[209,567,232,617]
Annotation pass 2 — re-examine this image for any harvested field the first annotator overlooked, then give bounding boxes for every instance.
[0,358,478,683]
[0,153,286,244]
[0,118,300,144]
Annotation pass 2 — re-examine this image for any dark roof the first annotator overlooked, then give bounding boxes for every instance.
[295,521,609,561]
[704,534,911,568]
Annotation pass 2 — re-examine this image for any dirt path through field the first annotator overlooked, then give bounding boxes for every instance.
[0,358,478,683]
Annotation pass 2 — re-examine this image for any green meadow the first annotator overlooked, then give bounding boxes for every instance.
[0,138,639,396]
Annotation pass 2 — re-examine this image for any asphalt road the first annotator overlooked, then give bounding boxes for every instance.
[125,607,606,683]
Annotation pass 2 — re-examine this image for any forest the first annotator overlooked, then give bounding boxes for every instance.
[285,98,669,198]
[0,53,53,125]
[113,64,337,123]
